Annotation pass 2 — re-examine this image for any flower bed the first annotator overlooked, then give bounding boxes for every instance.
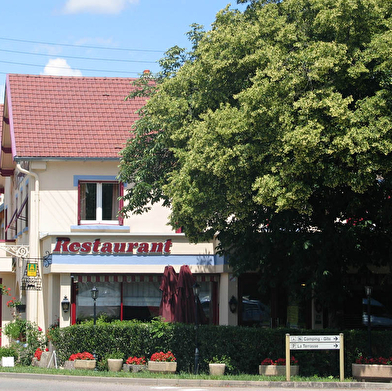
[68,351,96,370]
[259,356,299,376]
[124,356,147,372]
[148,351,177,373]
[353,355,392,382]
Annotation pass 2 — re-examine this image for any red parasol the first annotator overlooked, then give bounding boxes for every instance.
[174,265,208,324]
[159,265,178,322]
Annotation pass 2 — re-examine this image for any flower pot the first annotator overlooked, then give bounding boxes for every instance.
[1,357,14,367]
[148,361,177,373]
[15,304,26,313]
[74,359,96,370]
[107,358,123,371]
[352,363,392,382]
[123,363,147,372]
[34,351,52,368]
[209,363,226,376]
[131,364,147,372]
[63,361,75,370]
[259,365,299,376]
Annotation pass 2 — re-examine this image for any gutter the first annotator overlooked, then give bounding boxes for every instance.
[16,163,40,255]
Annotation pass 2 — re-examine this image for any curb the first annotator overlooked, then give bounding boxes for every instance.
[1,372,392,389]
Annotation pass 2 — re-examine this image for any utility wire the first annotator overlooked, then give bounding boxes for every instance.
[0,48,157,65]
[0,36,164,53]
[0,48,158,64]
[0,60,141,75]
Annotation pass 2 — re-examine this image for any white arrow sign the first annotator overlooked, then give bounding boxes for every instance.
[290,335,339,343]
[290,342,340,350]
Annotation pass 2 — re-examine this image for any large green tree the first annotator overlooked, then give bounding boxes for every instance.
[119,0,392,312]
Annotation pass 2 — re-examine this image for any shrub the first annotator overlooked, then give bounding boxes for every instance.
[49,320,392,377]
[0,346,18,360]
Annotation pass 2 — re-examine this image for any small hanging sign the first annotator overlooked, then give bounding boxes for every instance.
[27,263,37,277]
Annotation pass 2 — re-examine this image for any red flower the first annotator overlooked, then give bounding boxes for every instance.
[126,356,146,365]
[356,355,392,365]
[34,348,43,361]
[68,352,95,361]
[150,351,176,362]
[261,356,298,366]
[261,358,274,365]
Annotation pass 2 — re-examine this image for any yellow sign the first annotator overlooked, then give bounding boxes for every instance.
[27,263,37,277]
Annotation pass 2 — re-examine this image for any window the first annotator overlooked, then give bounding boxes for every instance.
[74,276,217,324]
[78,182,123,225]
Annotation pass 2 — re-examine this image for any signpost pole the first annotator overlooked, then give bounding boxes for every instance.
[339,333,344,381]
[286,334,290,381]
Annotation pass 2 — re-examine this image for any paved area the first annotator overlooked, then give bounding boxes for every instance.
[1,372,392,390]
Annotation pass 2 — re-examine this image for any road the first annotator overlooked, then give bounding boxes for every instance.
[1,374,392,391]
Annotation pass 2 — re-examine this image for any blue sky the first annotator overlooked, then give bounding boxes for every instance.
[0,0,247,101]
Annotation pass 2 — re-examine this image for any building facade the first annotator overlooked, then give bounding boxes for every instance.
[0,74,239,346]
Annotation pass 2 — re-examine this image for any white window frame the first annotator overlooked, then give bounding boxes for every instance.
[79,181,123,225]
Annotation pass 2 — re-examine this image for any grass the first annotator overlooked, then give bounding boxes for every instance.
[0,366,354,382]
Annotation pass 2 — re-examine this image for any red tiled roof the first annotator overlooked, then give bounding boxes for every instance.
[7,74,146,159]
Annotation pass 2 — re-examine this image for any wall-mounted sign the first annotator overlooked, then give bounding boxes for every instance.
[53,238,172,255]
[27,263,37,276]
[22,260,42,291]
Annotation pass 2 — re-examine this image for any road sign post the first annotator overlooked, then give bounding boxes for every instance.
[286,333,344,382]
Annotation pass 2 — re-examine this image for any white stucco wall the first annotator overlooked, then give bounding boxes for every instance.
[35,160,175,234]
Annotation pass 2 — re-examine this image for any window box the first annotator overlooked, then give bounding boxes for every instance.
[352,363,392,382]
[148,361,177,373]
[259,365,299,376]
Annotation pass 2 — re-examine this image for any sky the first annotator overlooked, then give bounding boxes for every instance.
[0,0,247,102]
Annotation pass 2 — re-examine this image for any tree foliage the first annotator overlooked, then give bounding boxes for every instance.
[119,0,392,309]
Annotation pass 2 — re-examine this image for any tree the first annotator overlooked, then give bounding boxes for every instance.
[119,0,392,316]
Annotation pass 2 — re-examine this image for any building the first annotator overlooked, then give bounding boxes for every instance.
[0,74,240,346]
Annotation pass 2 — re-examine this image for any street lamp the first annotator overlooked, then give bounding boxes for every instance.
[365,285,372,357]
[192,282,200,375]
[91,286,99,326]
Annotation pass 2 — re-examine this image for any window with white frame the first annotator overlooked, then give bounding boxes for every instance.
[78,181,123,225]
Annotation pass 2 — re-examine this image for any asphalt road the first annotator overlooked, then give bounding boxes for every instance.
[1,374,392,391]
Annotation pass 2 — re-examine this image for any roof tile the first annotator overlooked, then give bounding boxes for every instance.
[7,74,147,159]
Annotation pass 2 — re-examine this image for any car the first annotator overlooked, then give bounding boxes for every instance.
[362,297,392,328]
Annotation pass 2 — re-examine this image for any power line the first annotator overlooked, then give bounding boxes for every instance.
[0,60,141,75]
[0,48,158,64]
[0,36,165,54]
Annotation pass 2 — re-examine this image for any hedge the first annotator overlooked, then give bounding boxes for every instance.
[49,320,392,376]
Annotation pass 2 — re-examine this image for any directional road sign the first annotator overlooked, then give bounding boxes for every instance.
[289,335,340,343]
[290,342,340,350]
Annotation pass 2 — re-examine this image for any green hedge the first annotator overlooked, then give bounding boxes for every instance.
[0,346,18,360]
[49,321,392,376]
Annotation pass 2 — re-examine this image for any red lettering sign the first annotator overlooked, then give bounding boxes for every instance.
[53,238,172,255]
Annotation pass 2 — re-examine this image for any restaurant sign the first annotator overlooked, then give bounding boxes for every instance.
[54,238,172,255]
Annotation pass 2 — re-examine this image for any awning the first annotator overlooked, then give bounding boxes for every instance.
[74,274,219,283]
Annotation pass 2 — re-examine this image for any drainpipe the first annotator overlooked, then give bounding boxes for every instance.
[16,163,40,324]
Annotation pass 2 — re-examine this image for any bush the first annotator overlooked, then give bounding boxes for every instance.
[49,320,392,377]
[0,346,18,360]
[4,319,46,366]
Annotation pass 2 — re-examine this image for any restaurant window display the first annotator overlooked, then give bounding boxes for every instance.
[76,281,121,321]
[74,276,215,323]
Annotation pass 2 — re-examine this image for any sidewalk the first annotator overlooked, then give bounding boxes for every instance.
[1,372,392,389]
